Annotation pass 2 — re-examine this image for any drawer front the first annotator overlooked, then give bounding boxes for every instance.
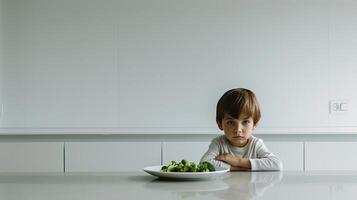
[265,142,304,171]
[306,142,357,170]
[65,142,161,172]
[0,142,63,173]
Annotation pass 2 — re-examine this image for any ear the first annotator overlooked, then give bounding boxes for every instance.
[217,122,223,130]
[253,120,259,130]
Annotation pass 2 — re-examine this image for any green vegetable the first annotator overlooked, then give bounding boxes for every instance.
[160,159,215,172]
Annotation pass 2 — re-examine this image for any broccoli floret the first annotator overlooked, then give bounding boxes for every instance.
[196,161,216,172]
[161,165,168,172]
[160,159,215,173]
[183,162,196,172]
[167,165,178,172]
[201,161,215,172]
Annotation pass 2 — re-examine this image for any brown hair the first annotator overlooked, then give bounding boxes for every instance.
[216,88,261,126]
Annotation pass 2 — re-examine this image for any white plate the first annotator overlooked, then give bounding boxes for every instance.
[143,165,230,180]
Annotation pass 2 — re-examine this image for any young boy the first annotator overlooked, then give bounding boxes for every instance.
[200,88,283,171]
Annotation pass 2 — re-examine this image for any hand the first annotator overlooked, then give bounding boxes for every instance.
[215,154,241,166]
[215,154,252,169]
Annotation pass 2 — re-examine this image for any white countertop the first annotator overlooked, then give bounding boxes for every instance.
[1,171,357,200]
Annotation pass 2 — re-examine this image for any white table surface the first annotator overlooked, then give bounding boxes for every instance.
[1,171,357,200]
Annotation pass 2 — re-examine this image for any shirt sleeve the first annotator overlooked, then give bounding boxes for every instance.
[249,140,283,171]
[200,139,231,169]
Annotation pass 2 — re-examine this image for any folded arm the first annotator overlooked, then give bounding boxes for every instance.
[249,142,283,171]
[200,141,231,169]
[215,154,251,171]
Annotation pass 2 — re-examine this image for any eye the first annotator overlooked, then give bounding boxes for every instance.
[225,120,236,127]
[242,120,251,126]
[226,121,234,125]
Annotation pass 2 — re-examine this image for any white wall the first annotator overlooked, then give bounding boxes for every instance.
[328,0,357,127]
[0,0,3,126]
[0,0,357,134]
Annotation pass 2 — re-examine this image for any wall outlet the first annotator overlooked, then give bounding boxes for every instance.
[329,100,349,114]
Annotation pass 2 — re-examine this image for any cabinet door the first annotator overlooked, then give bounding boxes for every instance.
[0,142,63,173]
[305,142,357,170]
[65,142,161,172]
[265,142,304,171]
[162,141,211,164]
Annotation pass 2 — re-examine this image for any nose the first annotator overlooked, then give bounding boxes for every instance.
[234,124,243,134]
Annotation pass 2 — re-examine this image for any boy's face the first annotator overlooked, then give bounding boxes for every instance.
[218,113,257,147]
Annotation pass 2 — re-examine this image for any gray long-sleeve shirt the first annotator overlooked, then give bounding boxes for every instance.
[200,135,283,171]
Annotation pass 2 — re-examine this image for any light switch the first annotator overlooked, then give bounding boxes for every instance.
[329,100,349,114]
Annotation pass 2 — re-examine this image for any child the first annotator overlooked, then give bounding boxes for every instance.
[200,88,283,171]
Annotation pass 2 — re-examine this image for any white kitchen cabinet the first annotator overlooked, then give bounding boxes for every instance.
[305,142,357,170]
[0,142,63,173]
[65,142,161,172]
[264,142,304,171]
[162,141,211,164]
